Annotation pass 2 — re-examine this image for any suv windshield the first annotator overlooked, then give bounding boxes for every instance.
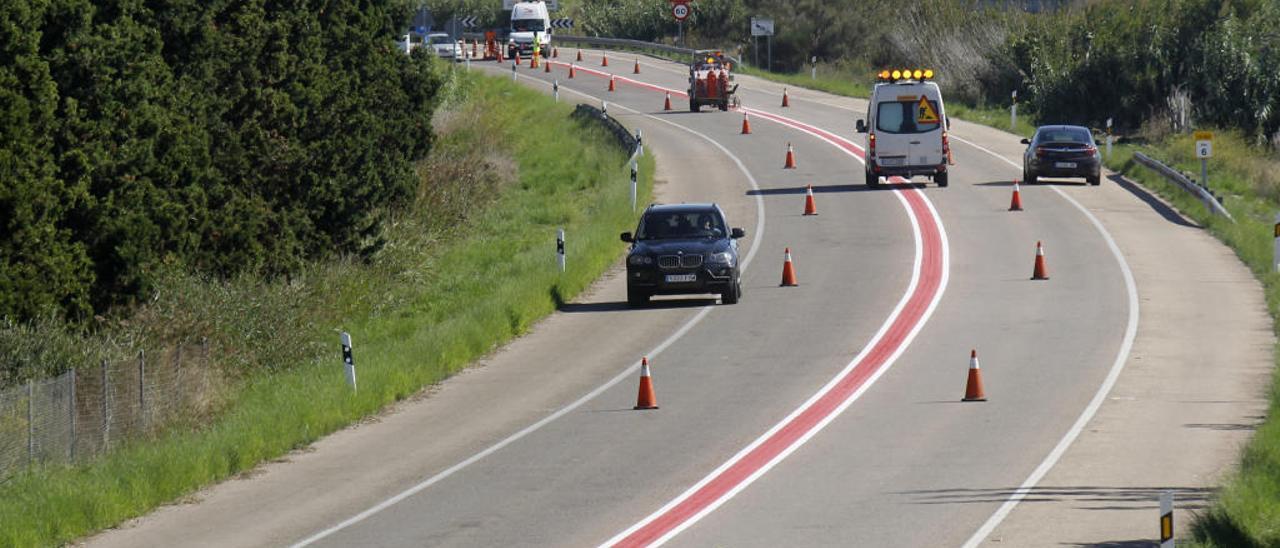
[428,35,451,45]
[876,99,941,134]
[512,19,545,32]
[637,211,726,240]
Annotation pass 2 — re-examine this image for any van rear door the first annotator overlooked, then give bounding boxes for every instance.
[874,92,943,168]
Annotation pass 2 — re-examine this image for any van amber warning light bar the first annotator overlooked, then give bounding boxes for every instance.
[877,69,935,82]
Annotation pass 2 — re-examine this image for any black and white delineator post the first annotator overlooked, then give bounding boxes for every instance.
[556,228,566,272]
[630,161,639,212]
[1273,213,1280,272]
[635,129,643,156]
[340,331,357,391]
[601,100,608,115]
[1159,490,1174,547]
[553,79,559,103]
[511,62,517,81]
[1010,89,1018,130]
[1106,117,1113,159]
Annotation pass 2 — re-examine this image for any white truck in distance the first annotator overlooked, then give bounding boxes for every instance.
[507,1,551,59]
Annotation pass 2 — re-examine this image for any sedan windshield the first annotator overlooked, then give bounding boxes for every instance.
[637,212,726,240]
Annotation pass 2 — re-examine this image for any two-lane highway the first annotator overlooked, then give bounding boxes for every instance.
[87,50,1270,548]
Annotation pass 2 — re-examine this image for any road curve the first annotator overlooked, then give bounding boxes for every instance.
[84,50,1270,548]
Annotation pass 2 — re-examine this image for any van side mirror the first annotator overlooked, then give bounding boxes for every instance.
[1019,138,1031,145]
[730,228,745,239]
[855,119,867,133]
[620,232,633,243]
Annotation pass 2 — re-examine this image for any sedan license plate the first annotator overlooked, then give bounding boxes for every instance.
[665,273,697,283]
[1054,161,1077,168]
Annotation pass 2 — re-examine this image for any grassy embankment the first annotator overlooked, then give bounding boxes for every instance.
[0,68,654,547]
[731,65,1280,547]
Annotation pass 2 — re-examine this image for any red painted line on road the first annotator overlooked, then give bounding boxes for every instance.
[582,70,948,545]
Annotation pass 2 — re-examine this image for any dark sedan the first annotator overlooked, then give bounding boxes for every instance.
[620,203,745,307]
[1022,125,1102,186]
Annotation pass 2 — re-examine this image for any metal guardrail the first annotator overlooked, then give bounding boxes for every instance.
[1133,152,1234,221]
[570,104,637,153]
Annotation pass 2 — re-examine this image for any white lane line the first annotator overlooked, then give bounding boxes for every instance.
[952,134,1140,548]
[291,66,768,548]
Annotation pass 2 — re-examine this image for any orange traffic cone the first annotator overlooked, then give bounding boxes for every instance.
[664,92,672,111]
[552,47,559,58]
[780,248,798,286]
[514,51,522,66]
[803,184,818,216]
[784,142,797,169]
[634,58,641,74]
[608,75,616,92]
[634,357,659,410]
[568,64,575,78]
[497,47,505,64]
[1031,241,1049,280]
[962,350,987,402]
[471,40,478,59]
[602,54,609,67]
[531,53,539,68]
[545,57,552,72]
[1009,180,1023,211]
[741,112,752,134]
[782,88,790,107]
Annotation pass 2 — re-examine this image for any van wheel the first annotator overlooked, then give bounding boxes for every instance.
[936,172,949,187]
[690,100,699,113]
[866,170,880,187]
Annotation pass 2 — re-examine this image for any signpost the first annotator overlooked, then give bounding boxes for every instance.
[751,17,774,71]
[671,1,689,48]
[1195,130,1213,189]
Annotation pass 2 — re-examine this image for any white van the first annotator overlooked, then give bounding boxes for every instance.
[507,1,552,59]
[856,69,951,187]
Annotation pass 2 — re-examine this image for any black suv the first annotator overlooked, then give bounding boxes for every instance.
[620,203,746,307]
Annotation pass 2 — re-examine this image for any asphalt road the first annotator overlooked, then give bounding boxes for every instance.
[85,50,1271,548]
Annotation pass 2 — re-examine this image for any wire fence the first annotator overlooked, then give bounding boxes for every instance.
[0,341,216,480]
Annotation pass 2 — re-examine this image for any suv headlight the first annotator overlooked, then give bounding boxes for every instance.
[628,254,654,266]
[706,252,734,266]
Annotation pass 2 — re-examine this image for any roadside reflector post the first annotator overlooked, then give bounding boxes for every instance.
[556,228,566,272]
[1010,89,1018,131]
[511,62,517,81]
[601,100,608,115]
[341,332,357,392]
[635,129,643,156]
[1106,117,1113,159]
[552,79,559,102]
[1159,490,1174,547]
[1272,213,1280,272]
[630,162,639,212]
[811,56,817,80]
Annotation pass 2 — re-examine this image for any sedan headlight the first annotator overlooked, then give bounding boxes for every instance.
[706,252,735,266]
[628,254,654,266]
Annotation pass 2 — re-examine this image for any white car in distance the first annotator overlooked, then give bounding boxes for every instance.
[426,32,459,60]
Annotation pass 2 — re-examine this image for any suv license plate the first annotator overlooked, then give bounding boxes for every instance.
[665,273,697,283]
[1055,161,1077,168]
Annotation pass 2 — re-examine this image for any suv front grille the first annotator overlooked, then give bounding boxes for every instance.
[658,255,703,269]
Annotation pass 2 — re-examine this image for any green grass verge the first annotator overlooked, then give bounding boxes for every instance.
[0,69,654,547]
[1101,136,1280,547]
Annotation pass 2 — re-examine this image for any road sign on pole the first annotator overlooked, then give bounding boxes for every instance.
[1195,130,1213,189]
[672,2,689,21]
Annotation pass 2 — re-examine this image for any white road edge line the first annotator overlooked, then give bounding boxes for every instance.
[290,67,768,548]
[953,134,1140,548]
[604,108,951,546]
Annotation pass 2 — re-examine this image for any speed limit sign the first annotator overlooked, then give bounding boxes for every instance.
[672,2,689,21]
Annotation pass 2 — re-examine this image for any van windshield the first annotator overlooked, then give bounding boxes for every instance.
[876,100,941,134]
[512,19,545,32]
